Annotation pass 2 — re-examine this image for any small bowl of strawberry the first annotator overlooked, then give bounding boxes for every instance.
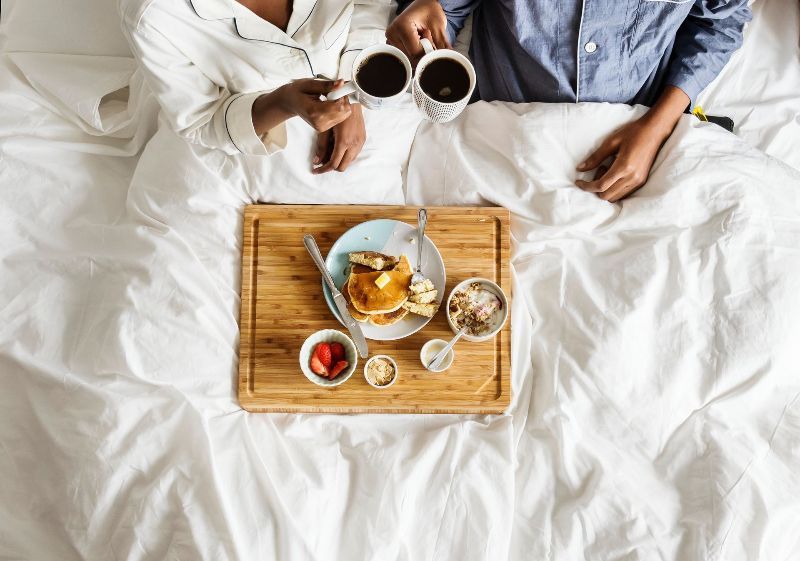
[299,329,357,387]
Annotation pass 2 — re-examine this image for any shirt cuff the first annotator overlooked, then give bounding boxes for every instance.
[224,92,287,156]
[338,49,361,81]
[665,71,704,111]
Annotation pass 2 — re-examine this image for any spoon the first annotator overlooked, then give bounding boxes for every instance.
[411,208,428,286]
[427,326,468,371]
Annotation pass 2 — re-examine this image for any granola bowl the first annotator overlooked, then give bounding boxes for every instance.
[446,278,508,343]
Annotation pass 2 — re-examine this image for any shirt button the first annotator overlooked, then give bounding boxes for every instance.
[584,41,598,54]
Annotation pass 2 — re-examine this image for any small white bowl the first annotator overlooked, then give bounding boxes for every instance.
[420,339,455,372]
[446,278,509,343]
[299,329,358,387]
[363,355,399,389]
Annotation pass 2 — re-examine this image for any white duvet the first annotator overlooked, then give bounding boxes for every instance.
[2,2,800,560]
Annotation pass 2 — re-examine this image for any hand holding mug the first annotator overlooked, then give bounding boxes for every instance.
[276,78,352,132]
[326,45,412,109]
[326,37,475,124]
[386,0,451,62]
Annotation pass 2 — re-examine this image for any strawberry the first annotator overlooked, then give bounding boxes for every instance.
[314,343,332,369]
[330,342,346,363]
[310,354,328,376]
[328,360,349,380]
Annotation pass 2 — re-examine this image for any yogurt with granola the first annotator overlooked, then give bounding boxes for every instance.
[448,282,504,336]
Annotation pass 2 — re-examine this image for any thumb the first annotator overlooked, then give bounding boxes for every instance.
[577,136,620,171]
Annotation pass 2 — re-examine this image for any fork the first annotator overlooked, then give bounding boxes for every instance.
[411,208,428,286]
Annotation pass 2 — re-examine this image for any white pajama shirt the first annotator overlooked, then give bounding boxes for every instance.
[119,0,392,156]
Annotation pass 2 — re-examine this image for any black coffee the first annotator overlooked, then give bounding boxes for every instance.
[355,53,408,98]
[419,58,470,103]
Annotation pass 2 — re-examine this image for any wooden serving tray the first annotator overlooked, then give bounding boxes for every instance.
[238,205,511,414]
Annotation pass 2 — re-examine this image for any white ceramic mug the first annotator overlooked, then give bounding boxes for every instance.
[326,44,412,109]
[412,38,476,123]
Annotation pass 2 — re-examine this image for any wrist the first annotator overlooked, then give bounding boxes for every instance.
[251,87,296,135]
[271,84,296,117]
[643,92,688,139]
[642,110,679,140]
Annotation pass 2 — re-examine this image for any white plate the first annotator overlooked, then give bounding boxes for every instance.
[322,219,446,341]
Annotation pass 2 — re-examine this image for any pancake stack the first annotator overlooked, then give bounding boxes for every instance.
[343,251,439,326]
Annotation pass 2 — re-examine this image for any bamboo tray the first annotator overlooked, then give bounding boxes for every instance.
[238,205,511,414]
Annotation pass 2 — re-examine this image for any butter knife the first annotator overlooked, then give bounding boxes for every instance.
[303,234,369,358]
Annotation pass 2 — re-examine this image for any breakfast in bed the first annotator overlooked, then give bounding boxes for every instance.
[238,205,512,412]
[292,209,510,395]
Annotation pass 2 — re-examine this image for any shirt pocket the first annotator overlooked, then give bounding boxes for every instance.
[323,3,354,49]
[631,0,693,45]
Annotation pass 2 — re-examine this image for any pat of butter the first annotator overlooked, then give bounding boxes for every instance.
[374,272,391,289]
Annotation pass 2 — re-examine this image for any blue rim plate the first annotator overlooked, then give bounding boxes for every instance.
[322,219,446,341]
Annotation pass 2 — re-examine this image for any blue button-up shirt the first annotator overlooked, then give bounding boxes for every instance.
[400,0,751,107]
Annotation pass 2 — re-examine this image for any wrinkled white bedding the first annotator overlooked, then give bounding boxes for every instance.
[407,101,800,559]
[2,1,800,560]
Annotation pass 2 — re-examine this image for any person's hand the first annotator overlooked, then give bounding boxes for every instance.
[275,78,352,132]
[313,101,366,174]
[386,0,450,62]
[574,117,670,202]
[575,86,690,202]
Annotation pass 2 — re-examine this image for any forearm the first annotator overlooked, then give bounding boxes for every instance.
[251,86,294,136]
[643,85,690,138]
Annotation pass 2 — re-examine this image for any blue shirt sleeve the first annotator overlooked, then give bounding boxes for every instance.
[396,0,482,45]
[666,0,752,108]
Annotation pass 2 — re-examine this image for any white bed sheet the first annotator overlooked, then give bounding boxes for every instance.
[698,0,800,171]
[406,100,800,559]
[2,1,800,560]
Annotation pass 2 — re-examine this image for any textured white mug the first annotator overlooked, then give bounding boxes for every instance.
[412,38,476,123]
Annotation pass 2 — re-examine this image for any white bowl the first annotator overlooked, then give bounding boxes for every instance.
[299,329,358,387]
[446,278,509,343]
[420,339,455,372]
[363,355,399,389]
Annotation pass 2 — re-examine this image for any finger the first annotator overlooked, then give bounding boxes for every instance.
[605,170,649,202]
[430,26,451,49]
[314,131,331,165]
[397,22,426,59]
[593,177,628,200]
[575,166,626,193]
[594,164,609,180]
[312,159,337,174]
[336,146,359,172]
[301,79,345,95]
[603,179,639,203]
[577,137,621,171]
[328,139,348,170]
[385,27,402,50]
[313,134,346,174]
[420,27,434,45]
[316,101,352,131]
[313,150,344,174]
